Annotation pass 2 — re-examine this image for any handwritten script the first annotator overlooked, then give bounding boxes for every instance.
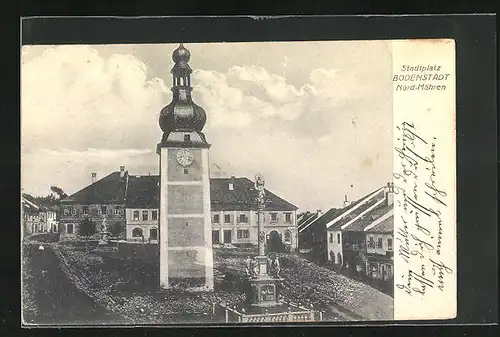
[394,121,453,296]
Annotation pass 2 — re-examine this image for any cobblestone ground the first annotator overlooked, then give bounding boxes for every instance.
[21,242,391,325]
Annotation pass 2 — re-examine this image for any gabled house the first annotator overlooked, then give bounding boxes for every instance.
[297,211,320,249]
[58,169,299,249]
[39,205,59,233]
[21,194,60,236]
[326,183,394,281]
[298,208,340,262]
[364,208,394,281]
[59,167,128,239]
[125,175,299,248]
[125,175,160,243]
[22,194,41,236]
[210,176,298,248]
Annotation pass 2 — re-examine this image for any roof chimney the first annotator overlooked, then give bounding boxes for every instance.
[317,209,322,217]
[91,173,97,184]
[386,182,394,206]
[120,166,125,178]
[229,176,235,191]
[343,194,351,208]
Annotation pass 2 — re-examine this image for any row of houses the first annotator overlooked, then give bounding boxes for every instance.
[21,194,58,236]
[22,166,393,283]
[297,183,394,282]
[57,166,300,249]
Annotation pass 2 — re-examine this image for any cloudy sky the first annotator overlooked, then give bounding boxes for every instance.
[21,41,393,211]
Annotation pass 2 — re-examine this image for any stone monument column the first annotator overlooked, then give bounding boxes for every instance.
[248,174,283,307]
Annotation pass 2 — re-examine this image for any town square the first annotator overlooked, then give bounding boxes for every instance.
[21,42,394,325]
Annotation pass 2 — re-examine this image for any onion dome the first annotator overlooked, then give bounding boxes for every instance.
[158,44,207,136]
[172,43,191,63]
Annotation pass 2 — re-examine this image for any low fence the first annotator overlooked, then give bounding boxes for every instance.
[221,304,322,323]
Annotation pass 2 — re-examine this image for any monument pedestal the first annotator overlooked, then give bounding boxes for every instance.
[248,275,284,307]
[217,175,320,323]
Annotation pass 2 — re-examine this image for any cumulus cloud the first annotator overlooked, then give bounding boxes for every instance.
[21,45,165,153]
[21,43,393,210]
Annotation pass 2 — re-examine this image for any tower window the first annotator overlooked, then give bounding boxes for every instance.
[184,168,189,174]
[184,134,191,142]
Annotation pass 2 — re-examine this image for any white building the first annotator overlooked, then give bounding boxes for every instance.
[124,175,299,249]
[325,183,394,281]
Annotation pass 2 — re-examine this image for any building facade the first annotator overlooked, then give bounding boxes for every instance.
[39,207,58,233]
[325,183,394,281]
[210,176,298,249]
[22,194,41,236]
[58,171,298,249]
[364,209,394,281]
[298,209,339,263]
[22,194,59,236]
[125,175,160,243]
[122,175,299,249]
[59,168,128,239]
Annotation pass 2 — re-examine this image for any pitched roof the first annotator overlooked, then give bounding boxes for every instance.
[297,212,317,228]
[22,194,40,212]
[297,213,319,231]
[62,173,297,212]
[326,186,387,231]
[210,177,298,211]
[364,210,394,234]
[125,175,160,208]
[343,203,393,232]
[62,171,128,205]
[299,207,341,233]
[22,193,38,207]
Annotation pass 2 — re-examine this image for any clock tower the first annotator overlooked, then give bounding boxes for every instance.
[157,44,213,291]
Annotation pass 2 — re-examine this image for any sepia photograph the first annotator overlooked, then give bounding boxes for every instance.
[21,38,452,326]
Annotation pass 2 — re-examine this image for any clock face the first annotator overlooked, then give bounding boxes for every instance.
[176,149,194,167]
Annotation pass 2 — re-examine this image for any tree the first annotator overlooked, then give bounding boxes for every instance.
[79,217,97,252]
[79,217,97,239]
[109,222,125,238]
[50,186,68,200]
[34,194,58,208]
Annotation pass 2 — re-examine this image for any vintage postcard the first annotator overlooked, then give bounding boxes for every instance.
[21,38,456,325]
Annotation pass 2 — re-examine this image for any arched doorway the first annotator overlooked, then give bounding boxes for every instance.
[132,227,143,238]
[149,228,158,241]
[267,230,283,253]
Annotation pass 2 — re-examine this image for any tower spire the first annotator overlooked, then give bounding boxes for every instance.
[158,44,208,148]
